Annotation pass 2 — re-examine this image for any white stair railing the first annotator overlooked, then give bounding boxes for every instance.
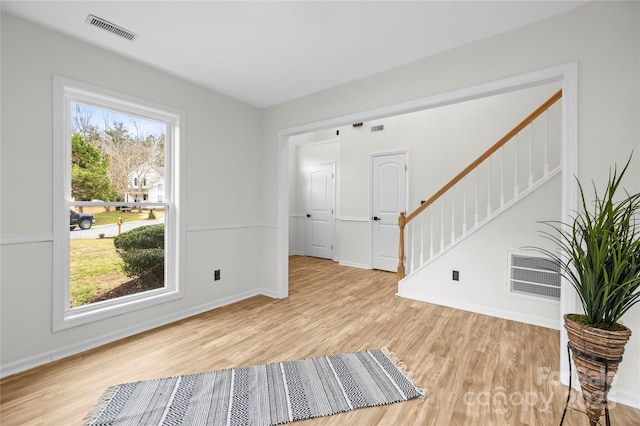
[398,90,562,281]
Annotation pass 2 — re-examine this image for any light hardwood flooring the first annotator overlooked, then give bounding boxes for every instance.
[1,256,639,425]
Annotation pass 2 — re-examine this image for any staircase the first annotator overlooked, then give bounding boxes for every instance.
[397,89,563,282]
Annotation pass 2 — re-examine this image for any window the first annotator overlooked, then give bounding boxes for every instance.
[53,76,184,330]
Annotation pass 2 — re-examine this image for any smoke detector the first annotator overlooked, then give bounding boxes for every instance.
[86,14,138,41]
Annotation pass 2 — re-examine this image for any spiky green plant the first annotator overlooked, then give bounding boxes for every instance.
[535,155,640,328]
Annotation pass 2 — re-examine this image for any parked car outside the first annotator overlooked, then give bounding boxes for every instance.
[70,209,96,230]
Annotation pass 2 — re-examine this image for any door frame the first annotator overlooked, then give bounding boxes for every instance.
[369,150,409,270]
[304,160,336,259]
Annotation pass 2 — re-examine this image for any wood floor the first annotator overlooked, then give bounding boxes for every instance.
[1,255,639,425]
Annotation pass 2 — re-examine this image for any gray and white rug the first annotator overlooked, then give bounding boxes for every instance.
[84,348,425,425]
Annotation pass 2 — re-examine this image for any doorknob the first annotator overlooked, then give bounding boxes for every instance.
[306,214,311,218]
[372,216,381,221]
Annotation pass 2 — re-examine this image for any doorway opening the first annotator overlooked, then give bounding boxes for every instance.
[279,63,578,387]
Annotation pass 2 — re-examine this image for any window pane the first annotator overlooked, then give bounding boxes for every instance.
[69,103,167,308]
[69,206,166,308]
[70,103,166,204]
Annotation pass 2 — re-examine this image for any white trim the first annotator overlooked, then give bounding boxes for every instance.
[337,216,370,222]
[292,213,347,220]
[397,290,561,331]
[338,260,370,270]
[279,65,570,139]
[277,130,290,298]
[558,62,579,388]
[608,389,640,411]
[52,75,186,331]
[0,288,277,379]
[0,233,53,246]
[186,223,276,233]
[294,136,340,148]
[0,225,276,245]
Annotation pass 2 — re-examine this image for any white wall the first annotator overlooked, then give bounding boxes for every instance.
[263,1,639,407]
[0,13,267,374]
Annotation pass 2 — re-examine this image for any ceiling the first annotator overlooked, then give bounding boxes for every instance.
[2,1,586,108]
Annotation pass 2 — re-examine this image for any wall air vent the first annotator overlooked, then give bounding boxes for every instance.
[371,125,384,132]
[507,251,561,301]
[86,14,138,41]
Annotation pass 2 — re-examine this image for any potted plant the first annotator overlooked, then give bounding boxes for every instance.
[534,155,640,425]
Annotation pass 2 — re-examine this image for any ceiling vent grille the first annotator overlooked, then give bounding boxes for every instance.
[507,251,561,301]
[86,14,138,41]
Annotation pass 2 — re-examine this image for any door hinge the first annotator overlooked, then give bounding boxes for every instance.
[405,164,408,171]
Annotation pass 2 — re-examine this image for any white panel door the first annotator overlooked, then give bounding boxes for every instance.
[305,163,335,259]
[371,153,407,271]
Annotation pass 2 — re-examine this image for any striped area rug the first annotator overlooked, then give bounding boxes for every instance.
[84,348,425,425]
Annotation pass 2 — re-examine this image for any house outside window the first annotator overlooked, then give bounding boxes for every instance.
[126,166,165,203]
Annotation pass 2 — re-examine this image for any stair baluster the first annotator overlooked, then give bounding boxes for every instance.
[397,89,563,282]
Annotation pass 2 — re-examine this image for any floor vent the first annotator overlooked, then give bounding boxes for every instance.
[86,14,138,41]
[508,251,561,301]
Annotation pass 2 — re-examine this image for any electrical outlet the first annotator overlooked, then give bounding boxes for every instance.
[214,269,221,281]
[452,270,459,281]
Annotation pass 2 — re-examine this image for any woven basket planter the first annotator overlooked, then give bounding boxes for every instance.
[564,314,632,425]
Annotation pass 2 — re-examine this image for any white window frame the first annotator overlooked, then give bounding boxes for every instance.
[52,76,185,331]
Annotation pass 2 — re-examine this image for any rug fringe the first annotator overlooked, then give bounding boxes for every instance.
[381,347,427,399]
[83,385,120,425]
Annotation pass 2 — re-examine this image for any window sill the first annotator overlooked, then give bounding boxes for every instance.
[54,286,184,331]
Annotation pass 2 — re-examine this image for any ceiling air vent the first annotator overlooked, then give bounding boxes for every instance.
[86,14,138,41]
[507,251,561,301]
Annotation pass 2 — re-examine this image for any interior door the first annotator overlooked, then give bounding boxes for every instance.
[371,152,407,271]
[305,162,335,259]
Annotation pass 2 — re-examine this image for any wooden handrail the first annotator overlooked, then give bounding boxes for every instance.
[397,89,562,280]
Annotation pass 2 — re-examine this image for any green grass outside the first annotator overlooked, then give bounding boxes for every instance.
[69,238,129,307]
[93,209,164,227]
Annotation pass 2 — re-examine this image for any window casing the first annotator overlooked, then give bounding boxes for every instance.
[53,76,185,331]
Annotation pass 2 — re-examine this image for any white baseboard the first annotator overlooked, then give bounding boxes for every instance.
[609,388,640,410]
[288,252,341,264]
[257,287,280,299]
[338,260,370,269]
[0,288,277,378]
[397,289,561,330]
